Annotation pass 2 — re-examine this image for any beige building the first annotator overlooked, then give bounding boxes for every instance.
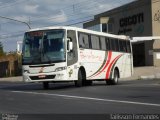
[83,0,160,67]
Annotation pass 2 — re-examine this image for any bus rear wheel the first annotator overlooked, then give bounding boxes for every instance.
[43,82,49,89]
[106,69,119,85]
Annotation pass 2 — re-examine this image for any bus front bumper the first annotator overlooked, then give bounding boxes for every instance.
[23,72,68,82]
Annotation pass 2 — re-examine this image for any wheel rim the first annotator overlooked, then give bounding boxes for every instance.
[114,74,118,83]
[114,70,118,84]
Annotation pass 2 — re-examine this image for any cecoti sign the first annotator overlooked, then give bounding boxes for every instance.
[119,13,144,27]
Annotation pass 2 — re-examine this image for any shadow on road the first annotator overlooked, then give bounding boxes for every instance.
[0,81,112,91]
[0,79,159,91]
[0,82,77,91]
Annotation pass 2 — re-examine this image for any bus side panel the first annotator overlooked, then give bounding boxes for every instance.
[115,53,132,79]
[78,50,133,80]
[79,49,107,80]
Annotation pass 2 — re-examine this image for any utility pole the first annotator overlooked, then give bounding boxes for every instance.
[0,16,31,29]
[0,16,30,77]
[17,41,22,54]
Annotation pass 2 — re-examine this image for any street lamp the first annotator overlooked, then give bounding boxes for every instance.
[0,15,31,29]
[0,16,31,54]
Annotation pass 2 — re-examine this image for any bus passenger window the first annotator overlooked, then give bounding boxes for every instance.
[115,39,119,52]
[100,37,106,50]
[91,35,100,50]
[110,39,115,51]
[119,40,123,52]
[126,41,131,53]
[78,33,90,49]
[106,38,111,50]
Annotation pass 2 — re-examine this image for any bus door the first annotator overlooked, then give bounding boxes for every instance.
[67,30,78,79]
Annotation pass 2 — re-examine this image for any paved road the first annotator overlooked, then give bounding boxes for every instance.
[0,79,160,119]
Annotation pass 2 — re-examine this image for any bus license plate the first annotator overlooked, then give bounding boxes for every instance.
[38,75,46,78]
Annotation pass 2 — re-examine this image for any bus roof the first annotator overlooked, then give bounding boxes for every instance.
[27,26,130,40]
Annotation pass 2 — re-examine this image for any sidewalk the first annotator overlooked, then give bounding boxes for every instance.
[122,66,160,80]
[0,67,160,82]
[0,76,23,82]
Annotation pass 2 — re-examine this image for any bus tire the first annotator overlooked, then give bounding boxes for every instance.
[84,80,93,86]
[112,69,119,85]
[75,70,84,87]
[106,69,119,85]
[43,82,49,89]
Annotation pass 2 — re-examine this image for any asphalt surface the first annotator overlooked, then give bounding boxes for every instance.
[0,79,160,119]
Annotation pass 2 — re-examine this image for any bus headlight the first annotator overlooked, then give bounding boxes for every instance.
[55,67,66,72]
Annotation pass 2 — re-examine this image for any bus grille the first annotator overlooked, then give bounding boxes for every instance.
[30,75,56,80]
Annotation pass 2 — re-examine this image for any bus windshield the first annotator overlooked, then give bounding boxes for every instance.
[22,29,66,65]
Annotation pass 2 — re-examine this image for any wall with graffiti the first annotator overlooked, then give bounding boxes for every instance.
[152,0,160,67]
[152,0,160,36]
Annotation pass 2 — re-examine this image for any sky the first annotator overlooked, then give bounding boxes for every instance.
[0,0,135,52]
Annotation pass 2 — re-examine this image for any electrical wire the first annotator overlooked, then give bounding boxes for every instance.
[0,0,30,9]
[0,0,136,40]
[31,0,128,27]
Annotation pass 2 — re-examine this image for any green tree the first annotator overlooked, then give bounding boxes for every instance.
[0,41,4,56]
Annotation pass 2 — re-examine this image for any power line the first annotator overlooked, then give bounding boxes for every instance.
[0,16,93,39]
[30,0,112,24]
[48,15,94,27]
[0,32,24,40]
[28,0,90,20]
[67,19,94,26]
[0,0,96,25]
[0,15,93,40]
[0,0,17,6]
[30,0,133,25]
[29,0,101,21]
[0,16,31,29]
[0,0,136,40]
[0,0,29,9]
[1,0,134,25]
[0,0,106,28]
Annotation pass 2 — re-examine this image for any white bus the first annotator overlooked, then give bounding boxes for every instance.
[22,26,133,89]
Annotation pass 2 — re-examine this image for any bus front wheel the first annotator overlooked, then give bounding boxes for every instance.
[75,70,83,87]
[43,82,49,89]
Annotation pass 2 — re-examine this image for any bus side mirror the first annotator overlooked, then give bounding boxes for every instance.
[67,38,73,52]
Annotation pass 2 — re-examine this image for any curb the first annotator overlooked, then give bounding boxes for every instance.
[0,76,23,82]
[140,74,160,80]
[0,74,160,82]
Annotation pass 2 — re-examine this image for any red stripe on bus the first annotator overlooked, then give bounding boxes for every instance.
[106,54,123,79]
[93,51,112,77]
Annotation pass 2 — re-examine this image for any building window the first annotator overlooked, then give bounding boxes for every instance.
[86,24,101,32]
[102,24,107,32]
[108,23,113,33]
[102,23,113,33]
